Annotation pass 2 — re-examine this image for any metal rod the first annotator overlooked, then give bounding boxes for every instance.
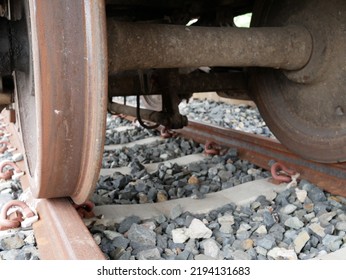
[108,21,312,73]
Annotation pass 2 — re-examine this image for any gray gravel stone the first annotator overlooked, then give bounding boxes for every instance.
[118,215,141,233]
[87,112,346,261]
[322,234,342,252]
[127,224,156,247]
[137,248,161,260]
[262,210,276,228]
[231,250,251,260]
[336,222,346,231]
[307,186,327,203]
[170,204,183,220]
[254,235,276,250]
[284,217,304,229]
[0,234,25,250]
[112,236,129,249]
[318,211,337,226]
[280,204,297,215]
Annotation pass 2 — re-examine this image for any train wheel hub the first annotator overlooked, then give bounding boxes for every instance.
[251,0,346,163]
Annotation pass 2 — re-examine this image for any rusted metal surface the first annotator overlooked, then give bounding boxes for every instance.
[33,198,106,260]
[22,0,108,203]
[2,109,106,260]
[108,21,312,73]
[250,0,346,163]
[176,121,346,197]
[109,71,249,99]
[0,18,11,76]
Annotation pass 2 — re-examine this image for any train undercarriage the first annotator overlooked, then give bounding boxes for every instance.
[0,0,345,203]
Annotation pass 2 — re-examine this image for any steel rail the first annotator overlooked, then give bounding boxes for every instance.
[1,109,106,260]
[175,120,346,197]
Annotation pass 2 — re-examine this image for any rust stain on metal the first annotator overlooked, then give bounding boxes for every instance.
[27,0,108,203]
[33,198,106,260]
[108,21,312,73]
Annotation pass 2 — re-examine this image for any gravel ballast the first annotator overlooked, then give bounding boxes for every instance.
[1,99,344,261]
[88,180,346,260]
[0,150,39,260]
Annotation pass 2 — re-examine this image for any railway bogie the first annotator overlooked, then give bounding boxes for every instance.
[0,0,345,202]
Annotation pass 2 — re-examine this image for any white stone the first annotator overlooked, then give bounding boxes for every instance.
[293,230,310,253]
[218,214,235,225]
[255,225,267,235]
[187,218,212,239]
[267,247,298,260]
[309,223,326,238]
[172,228,189,244]
[218,214,235,234]
[295,189,307,203]
[280,204,297,215]
[237,223,252,232]
[201,238,222,259]
[160,154,169,160]
[12,153,24,162]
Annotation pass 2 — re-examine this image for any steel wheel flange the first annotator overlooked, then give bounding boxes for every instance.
[14,0,107,203]
[250,0,346,163]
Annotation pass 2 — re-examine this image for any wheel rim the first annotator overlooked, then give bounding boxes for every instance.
[250,0,346,163]
[13,0,107,203]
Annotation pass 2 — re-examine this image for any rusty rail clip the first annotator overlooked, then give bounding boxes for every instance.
[0,161,22,180]
[0,200,35,231]
[270,162,299,184]
[160,127,175,139]
[73,200,95,219]
[204,141,222,155]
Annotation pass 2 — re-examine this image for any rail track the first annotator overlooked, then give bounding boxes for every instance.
[0,102,345,260]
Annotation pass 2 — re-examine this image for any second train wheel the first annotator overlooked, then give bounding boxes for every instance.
[13,0,108,203]
[250,0,346,163]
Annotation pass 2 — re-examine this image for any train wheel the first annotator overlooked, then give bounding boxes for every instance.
[250,0,346,163]
[12,1,107,203]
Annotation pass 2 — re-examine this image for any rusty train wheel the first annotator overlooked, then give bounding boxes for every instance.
[11,0,108,203]
[250,0,346,163]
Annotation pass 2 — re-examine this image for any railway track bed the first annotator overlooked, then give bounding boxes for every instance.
[87,118,346,260]
[2,103,345,261]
